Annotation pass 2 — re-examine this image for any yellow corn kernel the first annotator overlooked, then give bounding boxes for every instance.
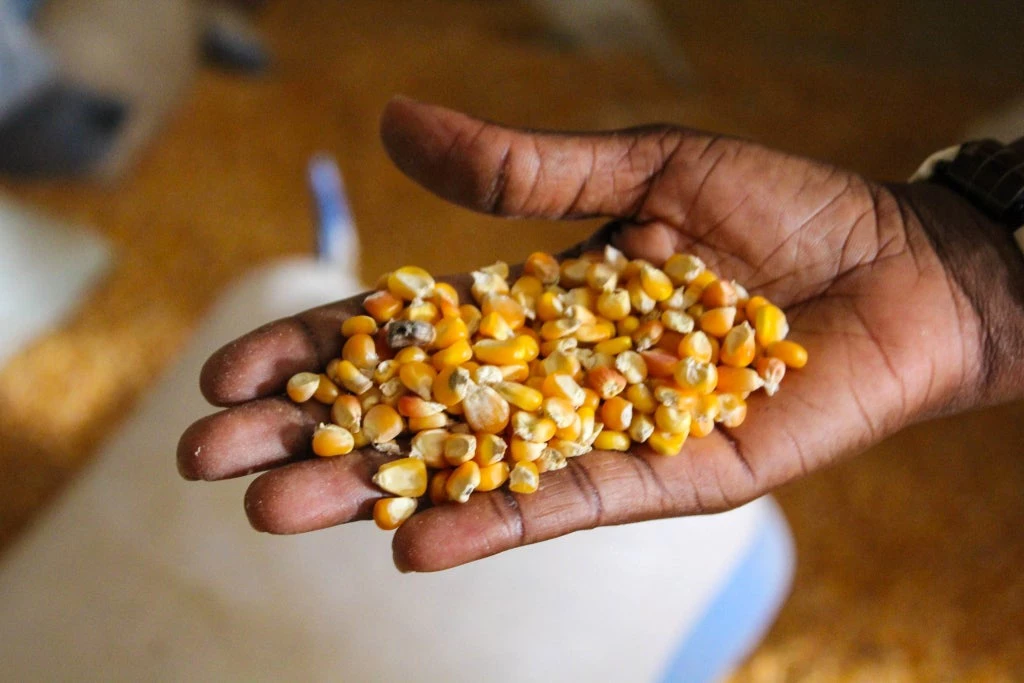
[700,307,737,338]
[559,258,590,287]
[429,470,451,505]
[754,304,789,346]
[373,497,417,530]
[472,338,527,365]
[756,356,787,396]
[537,348,575,375]
[402,300,440,323]
[701,279,738,309]
[446,461,481,503]
[509,437,545,462]
[601,396,633,432]
[358,386,383,412]
[477,461,511,492]
[579,406,599,445]
[494,381,544,411]
[433,316,469,349]
[408,413,448,431]
[614,350,648,385]
[363,404,404,444]
[586,366,626,399]
[690,269,718,289]
[372,359,399,384]
[494,363,528,383]
[627,275,656,314]
[394,345,428,364]
[363,290,404,323]
[397,395,445,419]
[470,270,509,303]
[331,395,362,433]
[617,315,641,337]
[648,430,686,456]
[542,396,577,429]
[430,365,469,407]
[541,373,586,407]
[462,385,511,433]
[524,251,560,285]
[341,315,378,337]
[575,319,616,343]
[313,374,340,404]
[535,291,565,322]
[410,428,449,468]
[509,461,540,494]
[767,340,808,369]
[539,317,581,341]
[597,289,631,321]
[311,423,355,457]
[539,337,576,358]
[482,294,527,331]
[459,304,483,335]
[443,433,478,466]
[656,330,685,355]
[625,383,657,414]
[674,357,718,395]
[663,253,706,286]
[372,456,427,497]
[432,338,474,370]
[661,310,695,335]
[678,331,713,363]
[548,438,589,459]
[716,393,748,428]
[629,412,655,443]
[580,388,601,411]
[640,264,674,301]
[693,393,720,431]
[652,384,694,410]
[286,372,320,403]
[511,274,544,301]
[526,376,545,392]
[586,261,618,292]
[686,302,705,320]
[352,429,371,449]
[476,311,513,340]
[715,366,764,396]
[720,322,757,368]
[429,281,461,318]
[632,320,664,351]
[744,295,770,322]
[474,433,508,467]
[512,411,558,443]
[387,266,435,301]
[654,404,692,435]
[554,412,583,441]
[536,447,568,473]
[398,361,436,400]
[515,334,540,362]
[594,430,631,452]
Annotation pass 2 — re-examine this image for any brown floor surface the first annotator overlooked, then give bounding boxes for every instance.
[1,2,1021,680]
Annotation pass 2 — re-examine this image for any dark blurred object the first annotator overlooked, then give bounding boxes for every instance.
[0,84,126,176]
[202,2,271,74]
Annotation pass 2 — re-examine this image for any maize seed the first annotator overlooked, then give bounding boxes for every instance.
[541,373,586,407]
[674,357,718,395]
[512,411,558,442]
[617,315,641,337]
[342,315,378,337]
[429,470,451,505]
[460,304,483,335]
[470,270,509,303]
[446,461,481,503]
[286,372,320,403]
[313,374,341,404]
[587,366,627,399]
[509,461,540,494]
[536,448,568,473]
[475,433,508,467]
[472,364,504,386]
[766,340,808,369]
[444,433,478,466]
[433,316,469,349]
[586,262,618,292]
[663,253,706,285]
[477,461,511,491]
[473,338,528,365]
[625,383,657,414]
[597,289,631,321]
[627,276,656,314]
[399,361,436,400]
[432,338,473,369]
[648,430,686,456]
[409,412,449,431]
[632,320,664,351]
[509,437,545,462]
[678,330,713,363]
[331,394,362,433]
[395,346,428,364]
[629,412,655,443]
[717,393,748,428]
[701,279,738,309]
[482,294,527,330]
[493,381,544,411]
[373,457,428,498]
[429,281,461,318]
[410,428,449,468]
[655,404,692,435]
[363,404,404,443]
[335,360,373,395]
[594,430,631,452]
[524,252,560,284]
[397,395,446,418]
[373,497,417,530]
[720,322,756,368]
[554,412,583,441]
[715,366,763,396]
[754,304,789,346]
[639,349,679,378]
[601,396,633,431]
[756,356,786,396]
[700,307,737,338]
[462,385,510,433]
[312,423,355,457]
[542,396,577,429]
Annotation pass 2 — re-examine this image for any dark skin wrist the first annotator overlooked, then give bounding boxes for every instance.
[891,181,1024,411]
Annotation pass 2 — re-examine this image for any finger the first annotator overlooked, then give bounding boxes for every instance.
[244,449,393,534]
[380,96,712,221]
[200,303,355,406]
[177,397,328,481]
[391,434,760,572]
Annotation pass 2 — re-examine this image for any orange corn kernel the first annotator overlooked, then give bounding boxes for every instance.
[373,497,417,530]
[766,340,808,369]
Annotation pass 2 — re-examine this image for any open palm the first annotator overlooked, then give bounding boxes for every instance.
[179,98,982,571]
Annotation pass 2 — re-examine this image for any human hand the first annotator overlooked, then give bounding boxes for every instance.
[178,97,1024,571]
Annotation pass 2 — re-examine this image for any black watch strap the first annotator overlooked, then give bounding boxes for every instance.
[911,137,1024,254]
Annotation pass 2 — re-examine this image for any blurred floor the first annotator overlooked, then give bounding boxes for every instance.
[1,1,1022,679]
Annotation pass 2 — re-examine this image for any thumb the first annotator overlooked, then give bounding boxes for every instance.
[379,96,710,222]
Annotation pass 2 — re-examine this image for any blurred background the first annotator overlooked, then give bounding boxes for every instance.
[1,0,1022,679]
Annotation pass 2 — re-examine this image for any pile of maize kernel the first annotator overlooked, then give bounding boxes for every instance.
[285,248,808,530]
